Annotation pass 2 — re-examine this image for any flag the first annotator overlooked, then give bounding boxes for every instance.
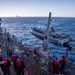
[65,54,70,63]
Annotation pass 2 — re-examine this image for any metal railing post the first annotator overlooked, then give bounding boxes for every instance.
[4,28,8,53]
[11,35,15,52]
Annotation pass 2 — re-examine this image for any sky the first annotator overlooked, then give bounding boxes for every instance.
[0,0,75,17]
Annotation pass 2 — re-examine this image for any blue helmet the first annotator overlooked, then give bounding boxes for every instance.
[3,54,7,58]
[18,55,22,59]
[55,56,59,60]
[53,54,57,58]
[12,51,16,55]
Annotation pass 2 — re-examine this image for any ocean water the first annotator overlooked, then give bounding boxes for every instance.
[1,17,75,64]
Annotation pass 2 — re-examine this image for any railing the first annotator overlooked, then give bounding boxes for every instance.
[0,23,31,55]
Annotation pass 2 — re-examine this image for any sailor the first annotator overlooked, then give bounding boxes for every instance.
[52,56,60,74]
[51,27,55,32]
[11,51,17,72]
[59,54,66,73]
[0,45,2,55]
[7,32,11,42]
[0,50,2,61]
[0,52,3,71]
[2,54,11,75]
[48,54,57,74]
[16,55,26,75]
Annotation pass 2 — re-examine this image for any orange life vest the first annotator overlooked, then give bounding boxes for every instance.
[0,56,2,61]
[54,60,60,67]
[60,57,66,65]
[60,57,66,63]
[61,57,65,61]
[2,57,8,65]
[0,56,2,58]
[16,59,22,67]
[12,55,16,61]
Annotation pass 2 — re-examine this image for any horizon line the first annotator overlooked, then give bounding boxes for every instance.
[0,16,75,18]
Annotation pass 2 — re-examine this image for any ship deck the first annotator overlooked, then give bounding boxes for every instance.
[0,27,75,75]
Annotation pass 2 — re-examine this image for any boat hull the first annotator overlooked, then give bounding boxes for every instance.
[30,28,69,46]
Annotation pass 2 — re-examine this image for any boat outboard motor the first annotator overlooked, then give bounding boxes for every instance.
[63,42,72,51]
